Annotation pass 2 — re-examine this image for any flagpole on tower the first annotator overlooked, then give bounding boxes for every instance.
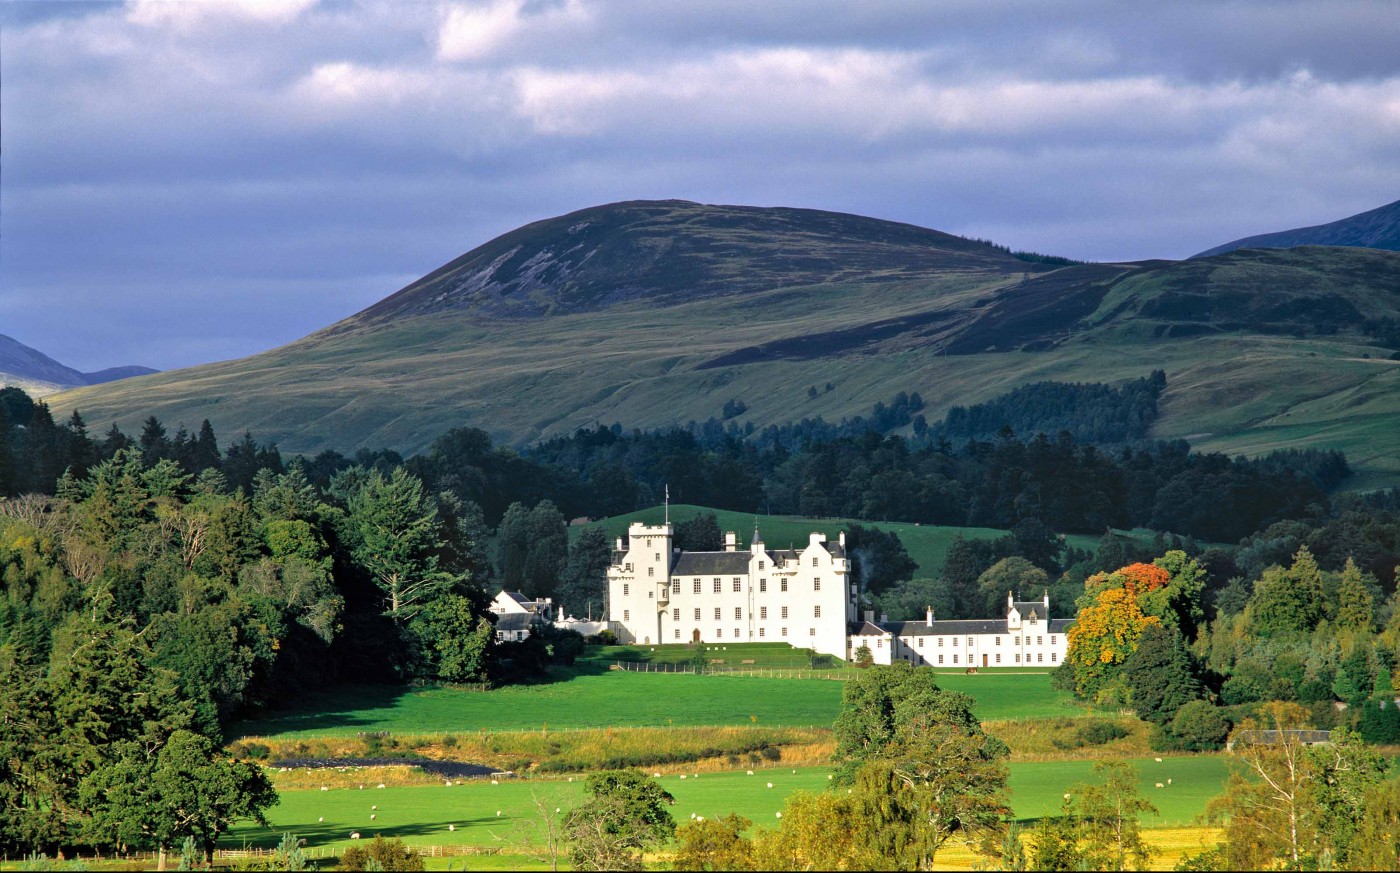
[664,484,669,527]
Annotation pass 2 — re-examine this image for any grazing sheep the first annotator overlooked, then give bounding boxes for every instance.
[1154,757,1163,763]
[371,805,377,810]
[746,770,754,776]
[1155,783,1164,788]
[377,783,386,789]
[370,814,377,820]
[350,833,361,840]
[1168,779,1173,785]
[448,824,456,832]
[767,782,773,788]
[776,812,782,819]
[680,775,687,780]
[491,779,499,785]
[496,811,502,817]
[320,786,329,792]
[318,817,324,823]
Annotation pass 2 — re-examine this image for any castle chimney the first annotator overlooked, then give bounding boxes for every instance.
[926,606,933,625]
[724,531,737,552]
[838,531,846,547]
[864,610,874,623]
[615,537,624,551]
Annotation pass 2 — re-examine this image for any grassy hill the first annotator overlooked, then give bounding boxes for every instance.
[48,201,1400,487]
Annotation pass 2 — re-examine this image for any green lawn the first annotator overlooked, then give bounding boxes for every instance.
[234,669,1085,740]
[222,756,1229,852]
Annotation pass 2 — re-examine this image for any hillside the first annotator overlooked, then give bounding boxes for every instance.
[1193,197,1400,257]
[0,333,157,395]
[48,201,1400,487]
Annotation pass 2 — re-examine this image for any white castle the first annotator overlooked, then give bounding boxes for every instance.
[606,522,856,660]
[606,520,1073,665]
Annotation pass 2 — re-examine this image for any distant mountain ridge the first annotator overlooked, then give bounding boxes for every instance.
[0,334,156,393]
[48,200,1400,489]
[1193,198,1400,257]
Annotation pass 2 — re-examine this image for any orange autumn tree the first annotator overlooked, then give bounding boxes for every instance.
[1064,552,1209,702]
[1065,587,1160,701]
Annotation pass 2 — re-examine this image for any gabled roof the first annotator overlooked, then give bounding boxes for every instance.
[670,551,752,576]
[823,541,847,559]
[848,621,889,637]
[494,613,534,631]
[1011,600,1045,617]
[505,591,531,605]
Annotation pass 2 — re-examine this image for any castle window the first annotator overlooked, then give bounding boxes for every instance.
[716,628,722,638]
[693,579,701,593]
[938,654,943,664]
[713,579,721,593]
[1037,636,1043,645]
[809,628,816,636]
[781,627,787,637]
[759,561,765,570]
[996,654,1002,664]
[673,608,679,621]
[812,557,819,567]
[1015,636,1021,645]
[694,608,700,620]
[626,563,632,572]
[1037,653,1043,663]
[674,629,680,639]
[733,578,742,592]
[917,637,924,647]
[952,637,958,646]
[995,637,1001,646]
[1051,652,1058,663]
[782,606,789,619]
[761,606,768,620]
[648,591,653,599]
[813,578,821,591]
[814,605,822,618]
[672,580,680,594]
[624,609,630,621]
[655,553,660,561]
[648,567,654,577]
[623,583,630,596]
[714,608,721,620]
[1015,654,1021,663]
[953,654,958,664]
[735,628,740,638]
[1050,636,1057,645]
[735,608,742,620]
[760,578,767,592]
[780,579,788,592]
[1030,614,1037,624]
[937,637,943,647]
[759,628,765,638]
[967,637,973,646]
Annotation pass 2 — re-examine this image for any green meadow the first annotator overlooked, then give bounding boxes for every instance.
[222,757,1229,852]
[233,667,1087,740]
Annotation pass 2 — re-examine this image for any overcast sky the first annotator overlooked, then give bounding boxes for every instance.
[2,0,1398,372]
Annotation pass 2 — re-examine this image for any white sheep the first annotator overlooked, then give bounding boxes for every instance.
[746,770,754,776]
[370,814,377,820]
[376,783,386,789]
[496,811,502,817]
[1154,757,1163,763]
[766,782,773,788]
[1168,778,1173,785]
[350,833,361,840]
[320,786,329,792]
[318,817,324,823]
[776,812,782,819]
[448,824,456,832]
[371,805,377,810]
[1155,783,1164,789]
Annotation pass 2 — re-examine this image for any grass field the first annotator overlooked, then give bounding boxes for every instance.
[222,756,1230,854]
[233,668,1086,740]
[576,503,1152,579]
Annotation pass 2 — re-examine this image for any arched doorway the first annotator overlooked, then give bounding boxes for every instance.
[644,636,650,645]
[692,629,701,644]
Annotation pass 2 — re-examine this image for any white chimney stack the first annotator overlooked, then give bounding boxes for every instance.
[724,531,737,551]
[926,606,933,625]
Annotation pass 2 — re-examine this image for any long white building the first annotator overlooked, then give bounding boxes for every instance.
[606,522,857,660]
[850,592,1072,668]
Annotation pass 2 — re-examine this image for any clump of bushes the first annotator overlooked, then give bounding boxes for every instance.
[1051,720,1129,750]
